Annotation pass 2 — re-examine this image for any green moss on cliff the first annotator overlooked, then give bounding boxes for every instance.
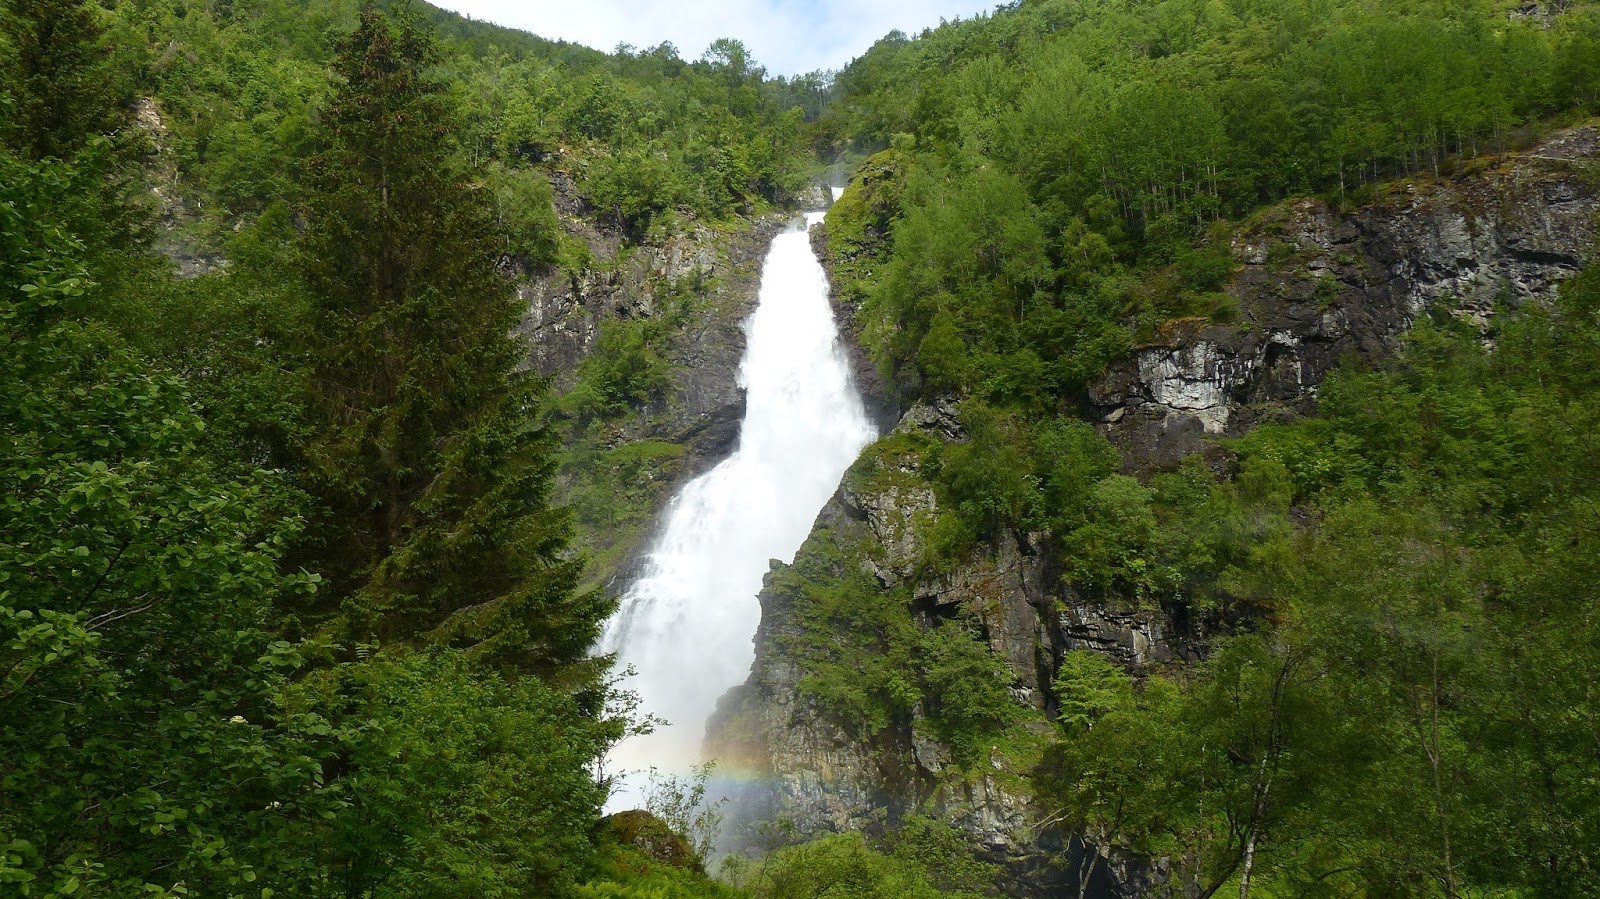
[560,439,687,592]
[772,445,1036,771]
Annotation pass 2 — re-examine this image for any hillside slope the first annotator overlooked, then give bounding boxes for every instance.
[713,119,1600,899]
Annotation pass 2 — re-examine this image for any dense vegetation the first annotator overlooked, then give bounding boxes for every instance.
[821,0,1600,401]
[6,0,1600,895]
[792,0,1600,896]
[1036,292,1600,896]
[0,0,838,895]
[105,0,812,249]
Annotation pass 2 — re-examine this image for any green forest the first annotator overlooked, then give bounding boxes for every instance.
[801,0,1600,895]
[3,0,1600,895]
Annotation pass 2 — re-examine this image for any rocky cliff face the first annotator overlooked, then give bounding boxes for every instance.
[709,125,1599,896]
[708,397,1180,898]
[518,186,790,590]
[1095,126,1599,471]
[137,98,230,279]
[521,210,785,465]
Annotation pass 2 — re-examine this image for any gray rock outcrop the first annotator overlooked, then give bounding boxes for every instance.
[1094,127,1599,470]
[708,400,1182,897]
[519,196,787,473]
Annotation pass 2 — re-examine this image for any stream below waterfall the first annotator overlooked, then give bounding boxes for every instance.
[600,203,873,810]
[601,203,876,806]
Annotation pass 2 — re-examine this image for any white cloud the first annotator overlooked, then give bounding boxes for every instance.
[432,0,1002,76]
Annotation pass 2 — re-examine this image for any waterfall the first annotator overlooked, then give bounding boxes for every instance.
[601,210,874,809]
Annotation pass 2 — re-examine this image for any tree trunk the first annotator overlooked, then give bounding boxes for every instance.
[1239,756,1272,899]
[1076,838,1102,899]
[1427,650,1460,899]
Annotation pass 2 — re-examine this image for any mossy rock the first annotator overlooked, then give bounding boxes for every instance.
[605,810,703,874]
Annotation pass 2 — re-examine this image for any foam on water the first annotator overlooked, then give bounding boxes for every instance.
[601,210,873,810]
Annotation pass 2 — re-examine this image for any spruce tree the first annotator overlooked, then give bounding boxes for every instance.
[1,0,144,257]
[297,2,607,676]
[0,0,126,161]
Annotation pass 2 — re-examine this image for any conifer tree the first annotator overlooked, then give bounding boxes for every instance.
[0,0,125,161]
[296,2,607,676]
[1,0,144,258]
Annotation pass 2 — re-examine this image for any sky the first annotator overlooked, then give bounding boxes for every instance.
[430,0,1004,77]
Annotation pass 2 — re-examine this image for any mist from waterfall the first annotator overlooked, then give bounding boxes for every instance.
[601,209,874,810]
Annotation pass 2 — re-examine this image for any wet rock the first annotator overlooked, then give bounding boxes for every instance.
[135,98,227,279]
[794,180,830,209]
[810,225,904,433]
[894,397,966,442]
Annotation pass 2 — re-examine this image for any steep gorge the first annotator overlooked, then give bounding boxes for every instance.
[22,0,1600,890]
[599,210,875,808]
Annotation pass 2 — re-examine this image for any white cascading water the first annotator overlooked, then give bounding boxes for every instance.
[601,207,874,809]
